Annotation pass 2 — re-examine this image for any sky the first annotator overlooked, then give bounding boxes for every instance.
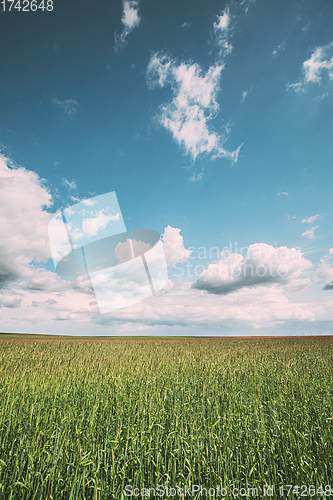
[0,0,333,336]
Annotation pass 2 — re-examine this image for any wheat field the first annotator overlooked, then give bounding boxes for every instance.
[0,335,332,499]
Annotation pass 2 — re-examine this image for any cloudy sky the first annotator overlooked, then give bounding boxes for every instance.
[0,0,333,336]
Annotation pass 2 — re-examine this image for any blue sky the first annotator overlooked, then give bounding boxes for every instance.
[0,0,333,335]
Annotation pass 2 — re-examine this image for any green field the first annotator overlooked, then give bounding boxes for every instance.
[0,335,332,499]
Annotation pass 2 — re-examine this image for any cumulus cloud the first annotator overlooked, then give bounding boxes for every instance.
[73,275,95,294]
[191,243,312,295]
[114,0,141,52]
[315,248,333,291]
[0,155,83,316]
[0,155,52,288]
[162,225,193,268]
[21,269,71,292]
[288,42,333,93]
[5,272,333,334]
[93,278,322,331]
[3,265,333,334]
[0,295,22,309]
[114,238,151,264]
[0,162,332,333]
[302,226,319,240]
[320,265,333,290]
[32,299,57,307]
[2,153,330,334]
[52,98,80,118]
[146,52,242,162]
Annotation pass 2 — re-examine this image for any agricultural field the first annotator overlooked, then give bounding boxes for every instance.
[0,335,332,499]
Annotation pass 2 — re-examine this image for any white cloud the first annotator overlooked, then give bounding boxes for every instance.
[0,160,332,334]
[92,279,323,331]
[241,90,248,102]
[191,243,312,295]
[301,215,321,240]
[62,178,77,190]
[114,238,150,264]
[81,211,120,238]
[317,261,333,290]
[213,1,255,56]
[302,214,320,224]
[52,98,80,118]
[240,0,256,14]
[6,272,331,334]
[288,42,333,93]
[73,275,95,294]
[147,53,241,162]
[0,295,22,309]
[189,170,204,183]
[286,82,304,93]
[21,268,72,292]
[277,191,289,196]
[240,89,251,103]
[82,198,96,206]
[69,196,96,205]
[180,22,192,29]
[302,226,319,240]
[162,226,193,268]
[215,10,230,31]
[0,155,52,288]
[314,92,329,102]
[114,0,141,52]
[145,2,253,167]
[272,42,286,57]
[1,156,331,334]
[303,43,333,83]
[122,0,140,29]
[68,210,121,242]
[213,7,233,58]
[315,249,333,290]
[0,156,89,309]
[3,258,333,334]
